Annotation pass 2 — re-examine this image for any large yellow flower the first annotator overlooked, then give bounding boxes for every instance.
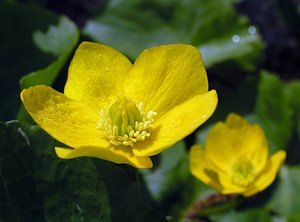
[21,42,217,168]
[190,113,286,196]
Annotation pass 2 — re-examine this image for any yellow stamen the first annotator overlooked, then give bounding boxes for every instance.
[229,158,256,187]
[98,97,157,147]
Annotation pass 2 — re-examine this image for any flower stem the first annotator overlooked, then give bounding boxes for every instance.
[185,194,243,219]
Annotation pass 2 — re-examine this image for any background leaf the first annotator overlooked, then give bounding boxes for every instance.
[0,2,78,121]
[0,121,166,222]
[254,71,293,153]
[83,0,262,69]
[19,16,78,89]
[267,166,300,222]
[211,208,271,222]
[285,82,300,138]
[141,141,199,218]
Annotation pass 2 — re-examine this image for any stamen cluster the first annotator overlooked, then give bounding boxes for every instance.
[98,98,157,147]
[229,158,256,187]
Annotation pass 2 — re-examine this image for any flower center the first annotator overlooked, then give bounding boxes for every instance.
[229,158,256,187]
[98,97,157,147]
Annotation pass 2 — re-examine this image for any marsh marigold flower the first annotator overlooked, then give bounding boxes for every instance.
[190,113,286,196]
[21,42,217,168]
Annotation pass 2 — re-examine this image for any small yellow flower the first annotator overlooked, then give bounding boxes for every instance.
[190,113,286,196]
[21,42,217,168]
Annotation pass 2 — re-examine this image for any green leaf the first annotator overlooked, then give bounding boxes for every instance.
[19,16,78,89]
[142,142,187,201]
[0,121,166,221]
[283,81,300,165]
[173,0,262,69]
[255,71,293,153]
[141,141,197,219]
[267,166,300,221]
[285,81,300,138]
[211,208,271,222]
[84,1,179,59]
[83,0,262,69]
[0,2,78,121]
[198,26,262,70]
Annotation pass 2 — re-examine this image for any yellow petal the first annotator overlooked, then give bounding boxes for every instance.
[64,41,132,113]
[244,150,286,197]
[124,44,209,116]
[55,146,153,169]
[21,85,109,148]
[206,114,268,172]
[189,145,223,191]
[225,113,249,127]
[132,90,218,156]
[190,145,246,195]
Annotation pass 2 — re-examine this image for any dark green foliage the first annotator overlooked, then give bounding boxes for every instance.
[0,121,166,221]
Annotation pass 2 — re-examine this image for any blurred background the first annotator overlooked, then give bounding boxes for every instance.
[18,0,300,80]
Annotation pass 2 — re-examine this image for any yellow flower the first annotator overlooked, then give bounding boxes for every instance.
[190,113,286,196]
[21,41,217,168]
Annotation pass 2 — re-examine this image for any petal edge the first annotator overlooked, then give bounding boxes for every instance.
[55,146,153,169]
